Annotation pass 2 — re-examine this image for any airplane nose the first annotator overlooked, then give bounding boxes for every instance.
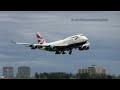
[84,37,88,41]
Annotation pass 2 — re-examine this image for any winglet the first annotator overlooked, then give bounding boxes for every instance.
[11,40,16,44]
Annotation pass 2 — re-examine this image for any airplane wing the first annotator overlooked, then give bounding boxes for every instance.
[11,40,75,51]
[36,44,70,51]
[35,43,69,48]
[11,41,43,49]
[11,41,31,46]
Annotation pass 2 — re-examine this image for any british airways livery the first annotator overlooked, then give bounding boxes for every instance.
[11,32,90,55]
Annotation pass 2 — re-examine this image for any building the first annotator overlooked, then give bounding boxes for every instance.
[18,66,31,79]
[3,67,14,78]
[0,76,4,79]
[77,65,106,78]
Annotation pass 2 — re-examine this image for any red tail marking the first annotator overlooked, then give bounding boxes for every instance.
[40,40,45,44]
[71,36,79,40]
[36,34,43,39]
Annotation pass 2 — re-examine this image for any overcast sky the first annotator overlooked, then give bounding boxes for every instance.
[0,11,120,76]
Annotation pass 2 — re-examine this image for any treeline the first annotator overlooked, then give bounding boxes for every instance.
[34,72,116,79]
[35,72,74,79]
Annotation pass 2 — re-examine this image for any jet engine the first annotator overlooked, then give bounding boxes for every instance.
[78,42,90,50]
[30,44,37,49]
[48,45,56,50]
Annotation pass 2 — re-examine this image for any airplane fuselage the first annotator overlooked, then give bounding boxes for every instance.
[12,33,90,55]
[38,34,89,52]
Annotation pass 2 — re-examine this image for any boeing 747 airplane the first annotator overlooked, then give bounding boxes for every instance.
[11,32,90,55]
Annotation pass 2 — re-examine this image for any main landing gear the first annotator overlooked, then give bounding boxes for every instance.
[55,50,66,54]
[55,50,60,54]
[69,50,72,55]
[55,50,72,55]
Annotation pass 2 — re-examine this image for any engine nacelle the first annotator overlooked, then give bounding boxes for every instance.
[49,45,56,50]
[79,42,90,50]
[30,44,37,49]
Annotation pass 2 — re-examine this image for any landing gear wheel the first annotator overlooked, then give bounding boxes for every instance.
[85,47,89,50]
[62,51,65,54]
[55,51,60,54]
[69,50,72,55]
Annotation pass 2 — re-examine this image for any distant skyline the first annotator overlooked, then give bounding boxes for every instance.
[0,11,120,76]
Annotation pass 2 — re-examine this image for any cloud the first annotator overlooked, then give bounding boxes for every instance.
[0,11,120,75]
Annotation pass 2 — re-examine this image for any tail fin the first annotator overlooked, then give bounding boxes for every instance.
[36,32,46,44]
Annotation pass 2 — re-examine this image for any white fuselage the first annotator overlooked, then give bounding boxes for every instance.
[44,34,88,46]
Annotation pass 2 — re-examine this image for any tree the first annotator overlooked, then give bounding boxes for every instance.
[106,75,113,79]
[76,72,90,79]
[35,72,39,79]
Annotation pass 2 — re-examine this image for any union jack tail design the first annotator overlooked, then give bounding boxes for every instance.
[36,32,46,44]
